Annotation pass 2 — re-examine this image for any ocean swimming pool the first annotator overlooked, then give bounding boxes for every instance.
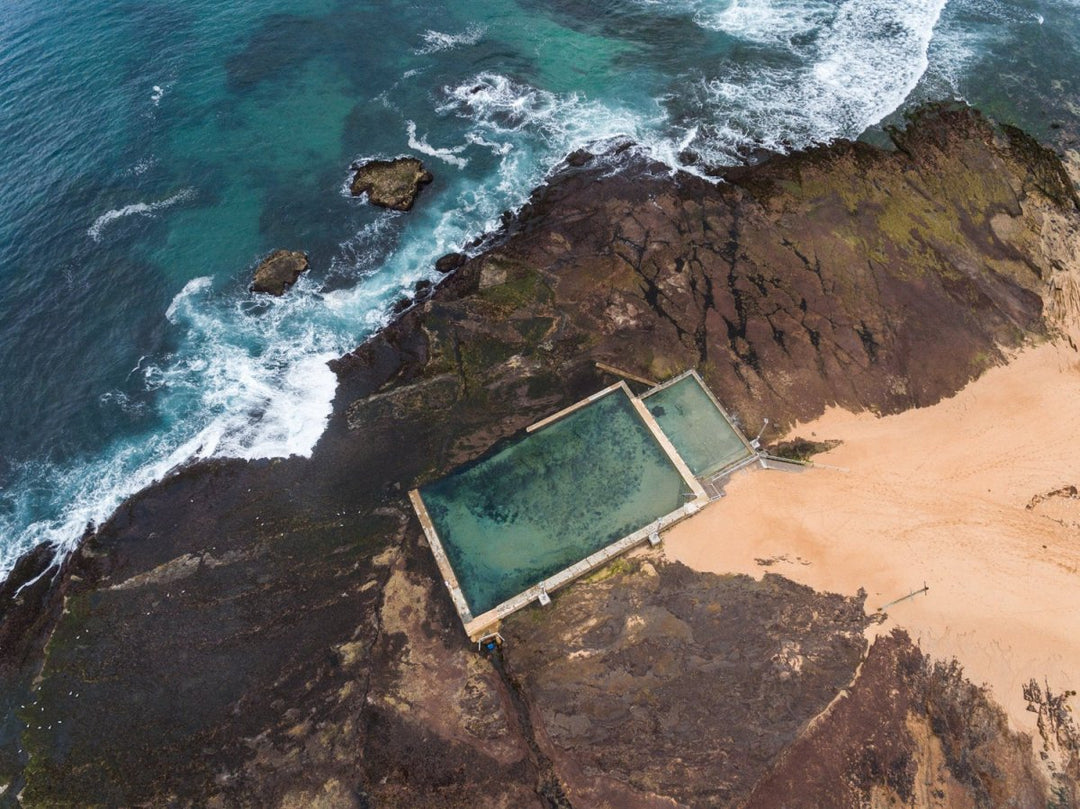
[411,374,760,636]
[415,383,703,624]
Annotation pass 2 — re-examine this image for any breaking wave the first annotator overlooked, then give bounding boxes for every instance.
[87,188,194,242]
[677,0,950,163]
[415,24,486,54]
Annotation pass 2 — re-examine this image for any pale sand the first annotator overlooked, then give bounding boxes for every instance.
[664,339,1080,737]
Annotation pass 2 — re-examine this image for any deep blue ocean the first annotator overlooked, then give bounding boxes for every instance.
[1,0,1077,577]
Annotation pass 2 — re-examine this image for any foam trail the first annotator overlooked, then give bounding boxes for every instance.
[415,24,485,54]
[406,120,470,168]
[88,188,194,242]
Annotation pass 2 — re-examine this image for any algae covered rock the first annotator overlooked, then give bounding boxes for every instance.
[251,249,309,295]
[350,157,433,211]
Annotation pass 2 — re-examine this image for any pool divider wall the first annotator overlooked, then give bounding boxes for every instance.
[525,380,629,433]
[629,394,708,502]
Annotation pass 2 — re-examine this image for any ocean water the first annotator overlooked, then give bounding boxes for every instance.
[1,0,1077,578]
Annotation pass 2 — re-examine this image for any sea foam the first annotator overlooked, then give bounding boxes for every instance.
[88,188,194,242]
[415,24,485,54]
[683,0,949,163]
[406,120,470,168]
[0,271,344,580]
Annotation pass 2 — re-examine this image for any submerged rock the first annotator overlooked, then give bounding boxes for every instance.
[250,249,309,295]
[350,157,433,211]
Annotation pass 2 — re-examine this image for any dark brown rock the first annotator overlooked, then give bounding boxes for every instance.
[250,249,308,295]
[744,630,1050,809]
[435,251,467,273]
[350,157,433,211]
[565,149,592,167]
[499,561,871,808]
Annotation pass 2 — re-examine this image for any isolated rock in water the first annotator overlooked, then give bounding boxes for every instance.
[251,249,309,296]
[350,157,433,211]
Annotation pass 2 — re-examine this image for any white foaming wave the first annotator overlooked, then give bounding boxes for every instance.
[696,0,836,48]
[688,0,948,163]
[438,72,650,146]
[151,84,165,106]
[159,272,344,461]
[166,275,213,322]
[415,24,485,54]
[406,120,470,168]
[438,71,721,184]
[0,267,354,582]
[88,188,195,243]
[812,0,947,125]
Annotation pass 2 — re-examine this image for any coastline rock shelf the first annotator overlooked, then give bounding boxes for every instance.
[1,105,1078,807]
[349,156,433,211]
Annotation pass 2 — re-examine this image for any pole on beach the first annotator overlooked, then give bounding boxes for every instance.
[877,582,929,613]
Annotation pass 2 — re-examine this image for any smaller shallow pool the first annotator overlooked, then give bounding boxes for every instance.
[643,373,752,478]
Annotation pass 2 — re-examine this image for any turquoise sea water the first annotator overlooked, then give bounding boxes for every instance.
[420,389,690,615]
[1,0,1078,577]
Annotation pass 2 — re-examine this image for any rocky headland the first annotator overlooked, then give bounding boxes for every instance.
[0,104,1078,807]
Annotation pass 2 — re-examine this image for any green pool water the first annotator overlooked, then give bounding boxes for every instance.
[643,375,752,478]
[419,388,692,616]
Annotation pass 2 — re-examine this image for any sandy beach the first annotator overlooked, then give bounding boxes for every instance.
[665,338,1080,739]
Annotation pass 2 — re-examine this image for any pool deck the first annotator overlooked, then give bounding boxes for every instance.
[409,488,475,624]
[409,374,752,641]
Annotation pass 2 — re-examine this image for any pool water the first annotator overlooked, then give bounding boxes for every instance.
[643,374,752,478]
[419,388,691,616]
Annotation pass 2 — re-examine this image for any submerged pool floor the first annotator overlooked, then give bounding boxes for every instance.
[419,388,692,616]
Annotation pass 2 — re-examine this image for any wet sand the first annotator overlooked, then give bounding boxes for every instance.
[665,339,1080,737]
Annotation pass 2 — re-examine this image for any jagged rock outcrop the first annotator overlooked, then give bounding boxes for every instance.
[349,157,433,211]
[250,249,309,295]
[2,105,1078,807]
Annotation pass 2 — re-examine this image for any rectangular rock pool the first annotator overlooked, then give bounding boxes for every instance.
[414,383,702,627]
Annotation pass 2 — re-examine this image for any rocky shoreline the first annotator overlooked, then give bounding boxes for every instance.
[1,103,1078,807]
